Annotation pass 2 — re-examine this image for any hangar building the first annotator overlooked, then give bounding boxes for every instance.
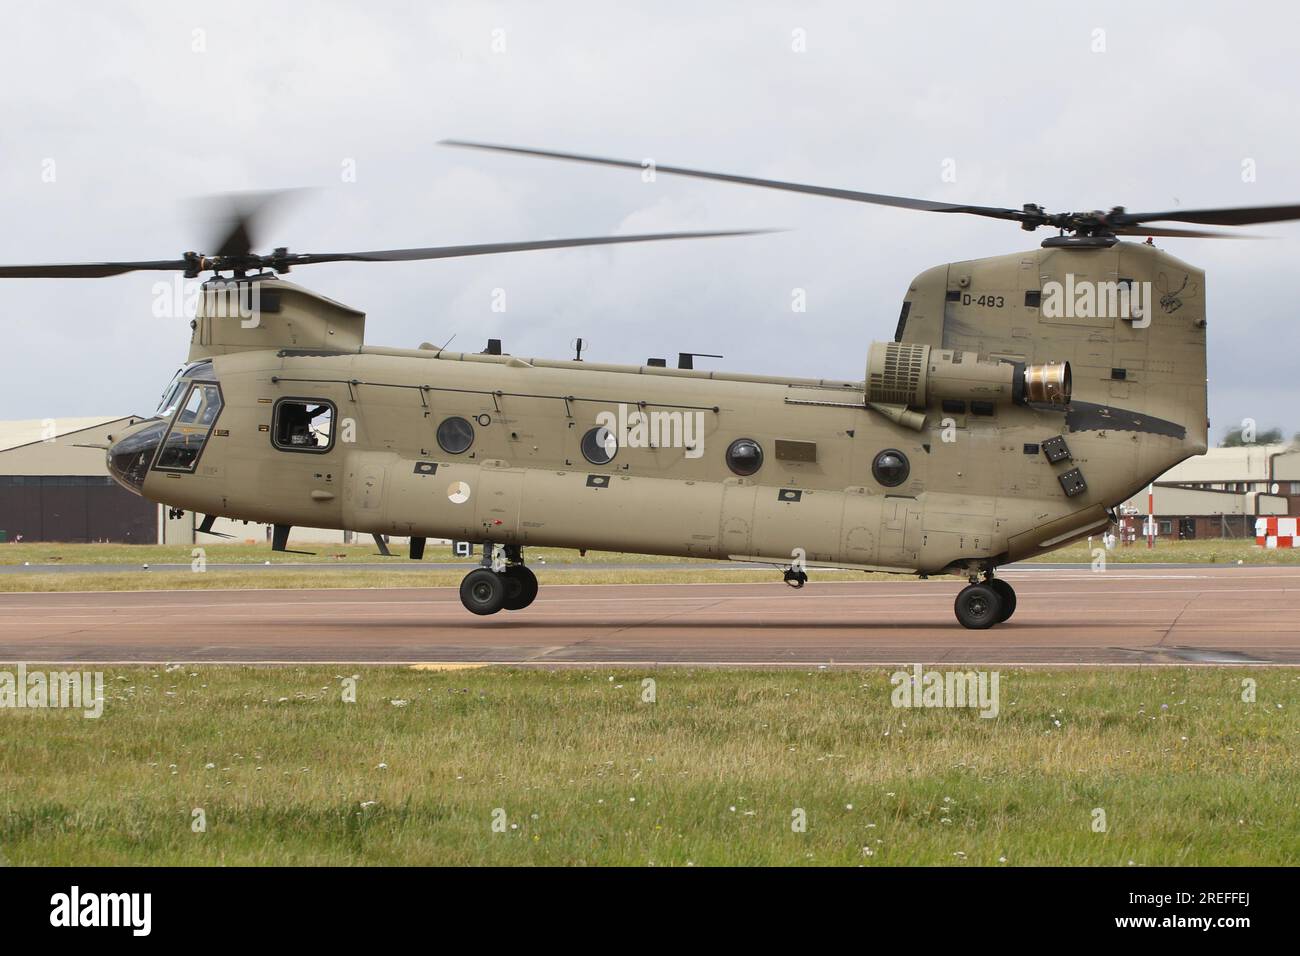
[0,416,368,545]
[0,417,154,543]
[1115,443,1292,539]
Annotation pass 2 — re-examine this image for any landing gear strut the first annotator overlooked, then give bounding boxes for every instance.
[953,572,1016,629]
[458,544,539,615]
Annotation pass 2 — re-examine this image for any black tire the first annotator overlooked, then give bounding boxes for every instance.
[460,568,506,615]
[501,565,539,611]
[954,583,1003,630]
[987,578,1016,623]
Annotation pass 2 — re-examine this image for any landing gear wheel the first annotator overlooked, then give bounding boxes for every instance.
[783,568,808,589]
[954,582,1003,630]
[987,578,1016,623]
[460,567,506,616]
[501,565,539,610]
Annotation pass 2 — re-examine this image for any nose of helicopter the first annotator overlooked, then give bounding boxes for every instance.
[105,420,167,494]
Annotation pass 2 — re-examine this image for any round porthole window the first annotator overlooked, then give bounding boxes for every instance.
[725,438,763,476]
[872,449,910,487]
[581,425,618,465]
[437,416,475,454]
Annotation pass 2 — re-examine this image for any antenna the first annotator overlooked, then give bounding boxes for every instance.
[572,337,587,362]
[433,333,456,357]
[678,351,723,370]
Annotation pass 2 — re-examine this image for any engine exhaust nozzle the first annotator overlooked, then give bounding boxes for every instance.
[1023,362,1071,405]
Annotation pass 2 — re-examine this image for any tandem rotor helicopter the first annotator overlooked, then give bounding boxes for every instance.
[5,141,1300,627]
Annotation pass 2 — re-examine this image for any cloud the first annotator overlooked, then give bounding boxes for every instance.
[0,0,1297,438]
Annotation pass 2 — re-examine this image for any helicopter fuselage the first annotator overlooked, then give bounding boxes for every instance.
[110,351,1191,578]
[103,240,1209,624]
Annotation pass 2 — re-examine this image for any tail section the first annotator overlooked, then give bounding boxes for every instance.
[896,239,1208,475]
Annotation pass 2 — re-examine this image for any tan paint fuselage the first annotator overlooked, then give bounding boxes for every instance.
[124,239,1209,576]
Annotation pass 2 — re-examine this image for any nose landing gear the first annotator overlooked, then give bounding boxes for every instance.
[458,545,539,615]
[783,568,808,589]
[953,572,1016,629]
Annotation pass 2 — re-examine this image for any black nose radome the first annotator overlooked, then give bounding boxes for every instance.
[106,421,166,493]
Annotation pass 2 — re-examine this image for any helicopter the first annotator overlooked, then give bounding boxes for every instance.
[5,147,1300,628]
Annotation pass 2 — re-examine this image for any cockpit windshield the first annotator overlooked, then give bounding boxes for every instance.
[155,368,186,416]
[155,361,214,417]
[111,362,222,489]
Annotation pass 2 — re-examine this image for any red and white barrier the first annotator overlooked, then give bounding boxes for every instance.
[1256,516,1298,548]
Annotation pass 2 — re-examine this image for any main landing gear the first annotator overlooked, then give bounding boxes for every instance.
[953,572,1016,629]
[459,545,539,616]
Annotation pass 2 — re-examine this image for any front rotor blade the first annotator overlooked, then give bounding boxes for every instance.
[1115,202,1300,228]
[441,139,1030,224]
[283,229,775,266]
[0,260,189,278]
[206,189,304,258]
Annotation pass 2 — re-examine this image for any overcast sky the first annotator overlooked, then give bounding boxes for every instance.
[2,0,1298,443]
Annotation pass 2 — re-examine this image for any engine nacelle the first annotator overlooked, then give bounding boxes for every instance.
[865,342,1070,410]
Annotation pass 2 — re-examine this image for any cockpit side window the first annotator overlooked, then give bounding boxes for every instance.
[272,399,335,453]
[155,381,224,471]
[177,385,204,424]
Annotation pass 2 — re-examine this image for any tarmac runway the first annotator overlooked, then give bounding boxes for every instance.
[0,565,1298,665]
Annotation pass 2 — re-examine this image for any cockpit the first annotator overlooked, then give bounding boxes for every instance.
[107,361,224,493]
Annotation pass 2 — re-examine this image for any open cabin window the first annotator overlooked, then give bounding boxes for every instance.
[154,381,223,471]
[273,399,335,452]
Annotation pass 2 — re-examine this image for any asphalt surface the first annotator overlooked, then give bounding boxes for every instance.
[0,566,1297,665]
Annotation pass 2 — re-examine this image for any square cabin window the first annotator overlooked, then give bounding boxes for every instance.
[273,399,335,452]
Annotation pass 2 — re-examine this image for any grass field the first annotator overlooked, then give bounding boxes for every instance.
[1,666,1296,865]
[1050,537,1300,565]
[0,542,700,567]
[0,538,1293,593]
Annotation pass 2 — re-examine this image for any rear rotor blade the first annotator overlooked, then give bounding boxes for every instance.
[441,139,1031,225]
[282,228,776,267]
[1109,224,1258,239]
[1114,203,1300,228]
